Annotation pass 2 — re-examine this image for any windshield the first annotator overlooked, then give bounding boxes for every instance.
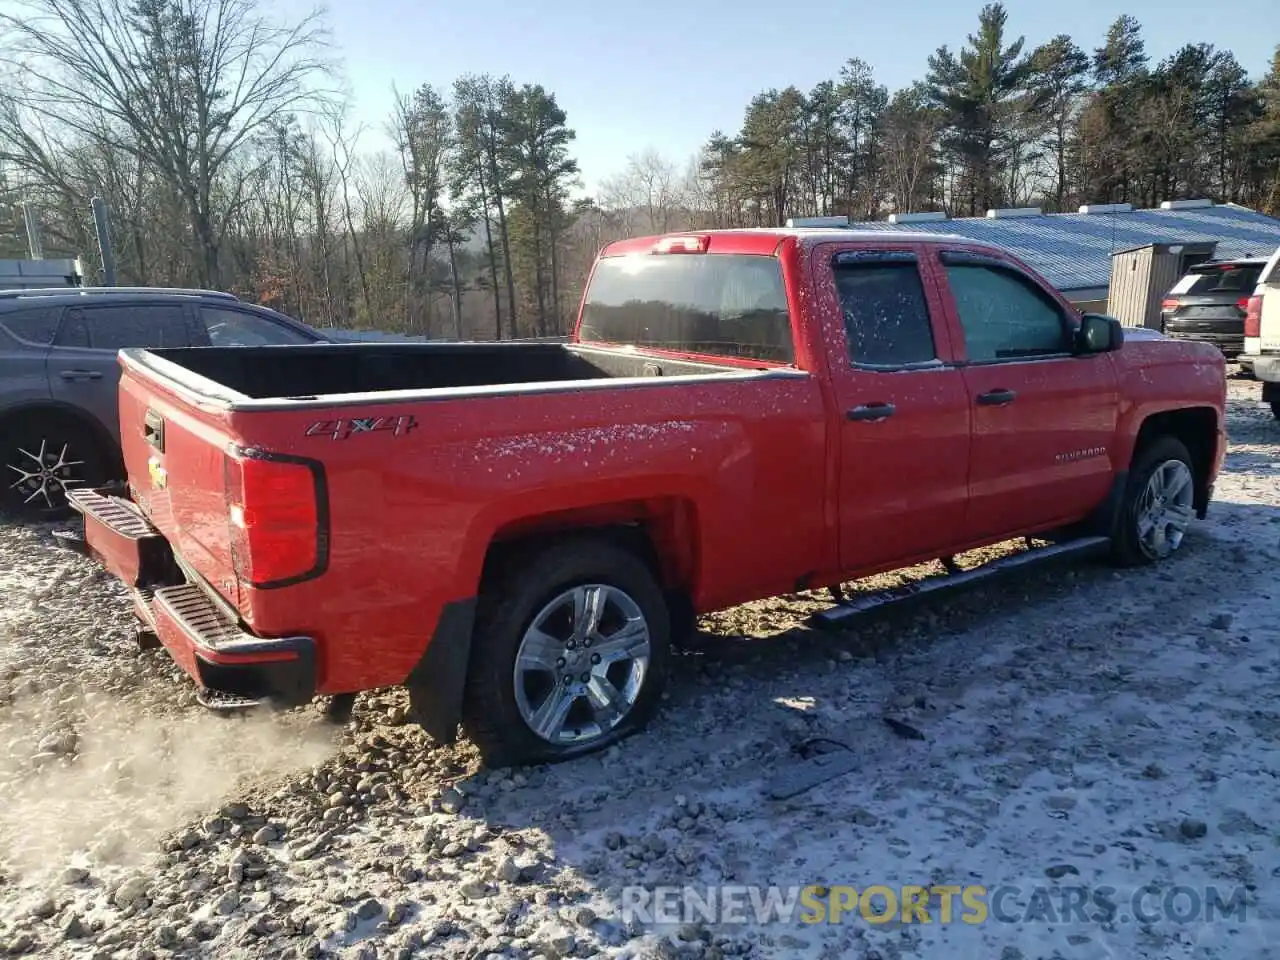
[578,253,794,364]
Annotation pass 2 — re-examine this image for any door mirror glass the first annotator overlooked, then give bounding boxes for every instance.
[1076,313,1123,354]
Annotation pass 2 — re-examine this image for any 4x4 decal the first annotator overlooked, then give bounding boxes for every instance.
[305,415,418,440]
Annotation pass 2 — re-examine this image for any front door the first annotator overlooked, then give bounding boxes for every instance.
[930,248,1120,542]
[814,243,972,574]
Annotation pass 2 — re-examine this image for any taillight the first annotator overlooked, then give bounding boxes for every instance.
[224,449,327,587]
[1160,299,1178,312]
[1244,295,1263,338]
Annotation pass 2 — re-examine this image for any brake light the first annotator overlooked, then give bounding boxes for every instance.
[224,450,326,587]
[653,235,709,254]
[1161,299,1178,312]
[1237,296,1251,311]
[1244,295,1263,338]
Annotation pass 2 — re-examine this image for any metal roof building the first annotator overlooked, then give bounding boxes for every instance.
[792,200,1280,307]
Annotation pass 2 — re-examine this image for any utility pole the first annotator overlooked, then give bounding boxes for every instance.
[90,197,117,286]
[22,202,43,259]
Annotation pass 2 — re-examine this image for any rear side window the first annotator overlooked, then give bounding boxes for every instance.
[0,307,59,345]
[1170,264,1264,296]
[579,253,794,363]
[833,257,937,367]
[61,304,191,350]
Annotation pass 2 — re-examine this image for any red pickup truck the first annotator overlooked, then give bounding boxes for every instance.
[67,228,1227,767]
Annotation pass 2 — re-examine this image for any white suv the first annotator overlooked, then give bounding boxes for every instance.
[1242,245,1280,418]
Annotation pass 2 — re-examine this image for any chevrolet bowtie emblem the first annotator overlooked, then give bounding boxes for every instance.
[147,456,168,489]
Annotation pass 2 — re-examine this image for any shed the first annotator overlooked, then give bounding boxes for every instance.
[1106,241,1219,330]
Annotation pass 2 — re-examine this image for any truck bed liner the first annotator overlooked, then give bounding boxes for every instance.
[141,341,743,401]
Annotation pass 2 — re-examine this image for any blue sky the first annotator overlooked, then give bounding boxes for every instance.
[284,0,1278,196]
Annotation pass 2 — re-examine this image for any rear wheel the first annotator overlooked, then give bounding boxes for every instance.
[461,538,671,767]
[0,416,114,520]
[1110,436,1196,566]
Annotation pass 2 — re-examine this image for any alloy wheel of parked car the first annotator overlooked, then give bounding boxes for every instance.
[1,421,109,519]
[6,437,84,512]
[1111,435,1197,566]
[512,583,652,746]
[462,538,671,767]
[1133,459,1195,560]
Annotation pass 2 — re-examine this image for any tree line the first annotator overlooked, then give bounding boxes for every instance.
[1,0,1279,339]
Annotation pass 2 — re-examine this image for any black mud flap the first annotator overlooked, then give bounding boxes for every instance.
[405,598,477,744]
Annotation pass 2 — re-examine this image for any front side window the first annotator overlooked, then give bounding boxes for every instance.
[579,253,793,363]
[943,261,1069,362]
[203,307,316,346]
[833,256,937,367]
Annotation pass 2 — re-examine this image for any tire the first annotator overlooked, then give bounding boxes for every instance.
[1110,436,1196,567]
[0,415,115,520]
[1270,401,1280,421]
[461,537,672,768]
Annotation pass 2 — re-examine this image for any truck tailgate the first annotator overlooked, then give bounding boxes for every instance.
[117,362,242,609]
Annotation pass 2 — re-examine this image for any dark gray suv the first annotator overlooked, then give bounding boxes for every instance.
[1159,257,1268,357]
[0,287,328,517]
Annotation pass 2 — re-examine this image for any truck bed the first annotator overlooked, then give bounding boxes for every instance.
[141,341,742,401]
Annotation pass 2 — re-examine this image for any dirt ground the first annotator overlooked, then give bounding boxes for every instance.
[1,371,1278,959]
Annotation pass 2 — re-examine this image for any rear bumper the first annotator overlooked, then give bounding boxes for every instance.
[1163,328,1244,354]
[66,488,316,706]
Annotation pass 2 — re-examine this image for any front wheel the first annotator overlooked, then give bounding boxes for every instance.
[461,538,671,767]
[1110,436,1197,566]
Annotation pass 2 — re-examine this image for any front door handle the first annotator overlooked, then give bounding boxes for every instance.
[59,369,103,381]
[847,402,896,422]
[976,388,1016,406]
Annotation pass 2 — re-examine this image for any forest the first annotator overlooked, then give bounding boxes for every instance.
[1,0,1279,339]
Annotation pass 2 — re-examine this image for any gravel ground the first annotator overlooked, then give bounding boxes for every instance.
[2,372,1279,959]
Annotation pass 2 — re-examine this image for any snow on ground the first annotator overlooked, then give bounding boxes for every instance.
[1,371,1279,959]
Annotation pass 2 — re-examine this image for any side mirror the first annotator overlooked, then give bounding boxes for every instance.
[1075,313,1124,354]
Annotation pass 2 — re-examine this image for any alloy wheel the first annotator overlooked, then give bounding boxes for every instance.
[512,584,651,746]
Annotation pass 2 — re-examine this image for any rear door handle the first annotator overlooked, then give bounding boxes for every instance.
[976,388,1016,406]
[847,402,896,422]
[59,369,103,381]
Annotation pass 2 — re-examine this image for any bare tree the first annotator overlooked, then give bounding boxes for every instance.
[598,149,686,234]
[0,0,333,287]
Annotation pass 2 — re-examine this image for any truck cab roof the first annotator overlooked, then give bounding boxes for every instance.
[600,227,979,257]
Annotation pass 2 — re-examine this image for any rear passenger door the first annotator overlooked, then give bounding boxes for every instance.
[931,249,1119,542]
[46,302,196,444]
[0,306,60,414]
[815,243,972,574]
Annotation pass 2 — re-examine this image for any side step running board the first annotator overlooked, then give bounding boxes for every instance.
[810,535,1111,629]
[196,688,270,712]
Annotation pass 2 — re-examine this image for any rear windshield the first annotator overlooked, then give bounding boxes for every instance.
[1170,263,1263,296]
[578,253,794,364]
